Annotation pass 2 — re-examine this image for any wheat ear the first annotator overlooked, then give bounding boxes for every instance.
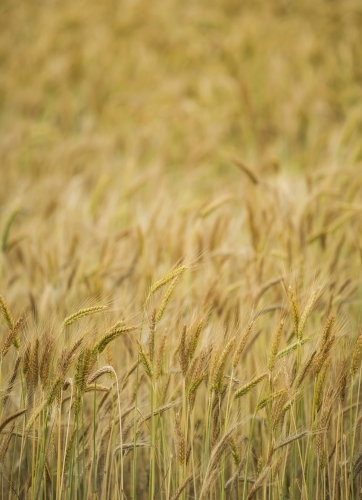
[93,324,137,355]
[156,276,180,322]
[0,294,14,329]
[62,305,107,327]
[351,332,362,376]
[234,373,268,400]
[170,473,193,500]
[0,408,27,434]
[268,320,284,371]
[146,266,187,304]
[288,287,299,336]
[88,365,116,384]
[174,412,186,465]
[1,315,24,357]
[232,321,253,368]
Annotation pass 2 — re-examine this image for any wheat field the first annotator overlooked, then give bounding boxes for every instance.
[1,0,362,498]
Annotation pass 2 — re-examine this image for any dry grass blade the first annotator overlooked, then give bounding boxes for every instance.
[2,355,21,411]
[0,424,15,462]
[253,277,283,306]
[0,408,27,434]
[170,473,193,500]
[246,464,271,500]
[274,431,308,451]
[231,157,260,185]
[114,441,150,454]
[63,428,77,473]
[200,422,244,499]
[200,194,234,218]
[1,209,21,253]
[85,384,110,393]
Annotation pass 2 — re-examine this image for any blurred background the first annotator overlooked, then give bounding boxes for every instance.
[1,0,361,182]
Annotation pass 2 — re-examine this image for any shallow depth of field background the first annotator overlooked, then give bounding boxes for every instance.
[1,0,362,499]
